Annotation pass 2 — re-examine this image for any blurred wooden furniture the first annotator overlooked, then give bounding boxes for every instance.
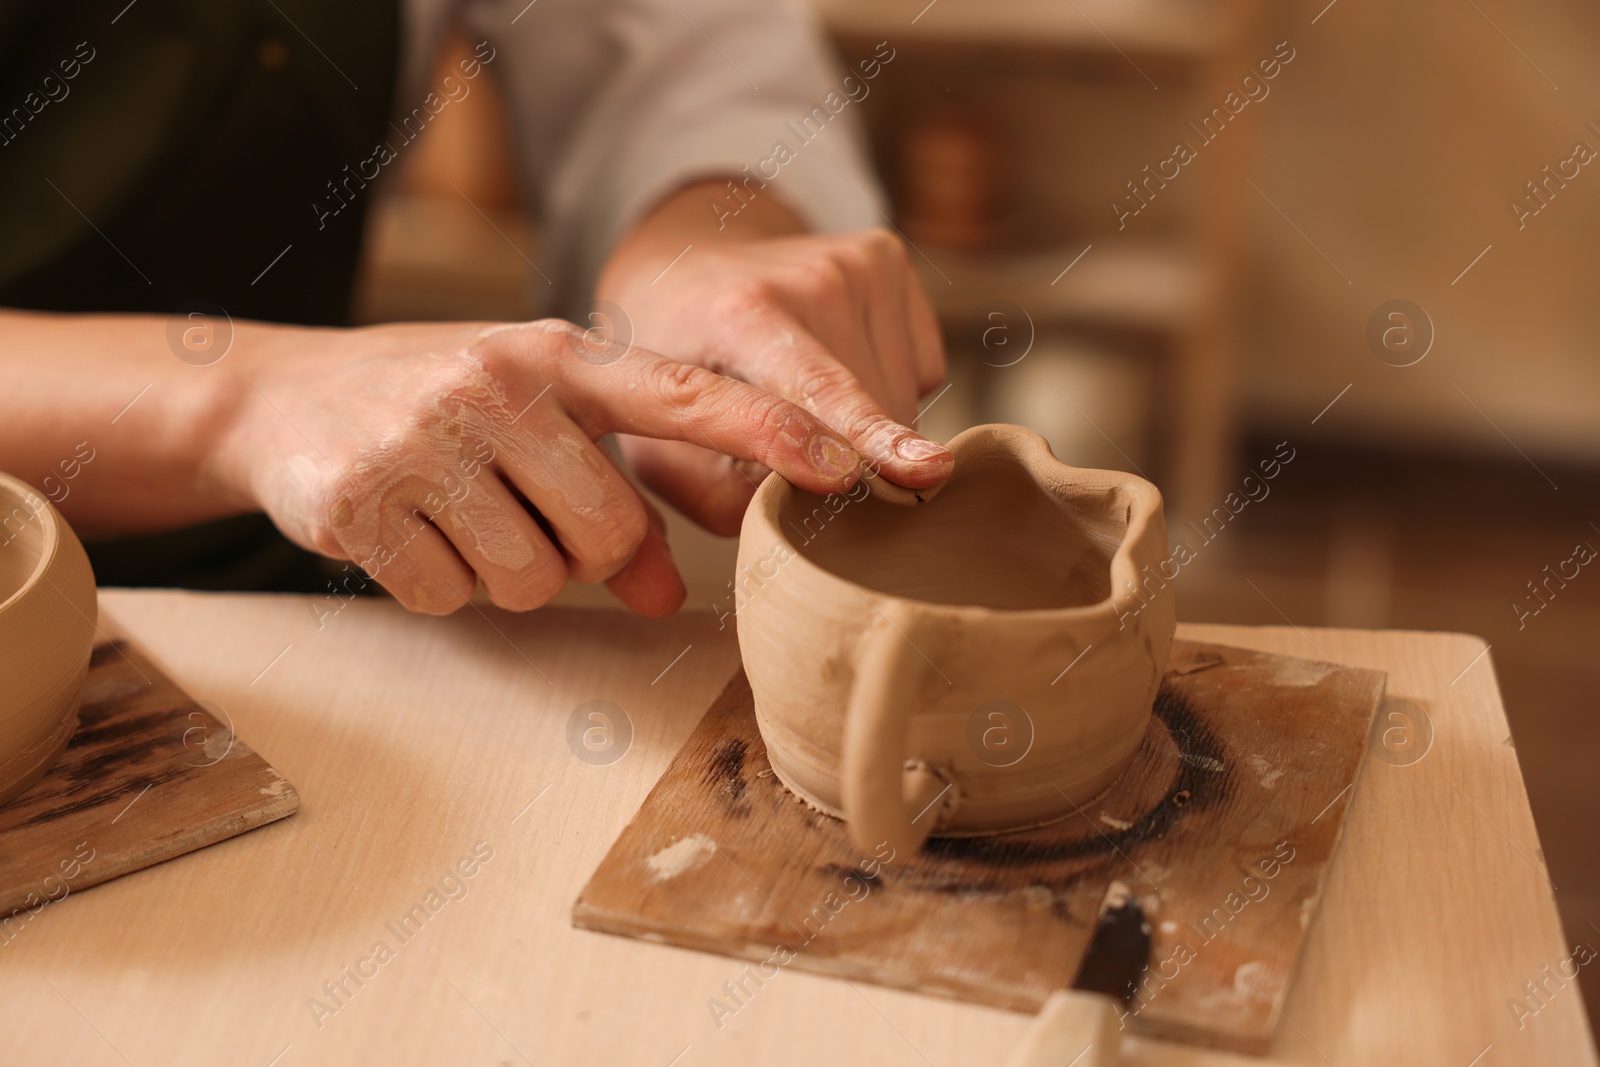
[0,589,1591,1065]
[351,33,540,326]
[812,0,1270,524]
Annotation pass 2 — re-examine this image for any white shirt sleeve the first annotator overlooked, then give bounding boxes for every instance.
[432,0,888,313]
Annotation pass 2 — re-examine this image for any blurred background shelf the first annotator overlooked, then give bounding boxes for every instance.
[354,193,542,325]
[821,0,1269,525]
[913,241,1210,331]
[811,0,1238,58]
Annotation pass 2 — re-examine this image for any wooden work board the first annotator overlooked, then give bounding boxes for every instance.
[574,639,1387,1055]
[0,633,299,922]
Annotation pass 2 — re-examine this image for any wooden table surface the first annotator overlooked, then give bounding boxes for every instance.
[2,590,1592,1067]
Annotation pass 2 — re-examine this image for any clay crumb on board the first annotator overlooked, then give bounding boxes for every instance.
[1271,657,1335,688]
[258,771,293,799]
[1247,754,1285,789]
[1232,960,1284,1003]
[1099,813,1133,830]
[646,833,717,882]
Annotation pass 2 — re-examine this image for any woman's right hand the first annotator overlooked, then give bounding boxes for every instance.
[213,318,864,616]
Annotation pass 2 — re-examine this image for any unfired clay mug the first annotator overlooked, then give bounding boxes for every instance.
[736,425,1175,855]
[0,471,97,806]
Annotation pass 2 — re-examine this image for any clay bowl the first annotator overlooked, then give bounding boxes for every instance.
[0,471,96,806]
[736,424,1176,856]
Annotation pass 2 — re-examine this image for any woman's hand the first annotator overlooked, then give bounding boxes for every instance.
[216,318,864,616]
[597,181,952,534]
[0,179,950,620]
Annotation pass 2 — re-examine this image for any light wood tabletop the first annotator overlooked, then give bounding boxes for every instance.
[2,590,1593,1066]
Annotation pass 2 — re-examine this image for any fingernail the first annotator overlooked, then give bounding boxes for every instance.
[809,433,860,479]
[894,435,951,462]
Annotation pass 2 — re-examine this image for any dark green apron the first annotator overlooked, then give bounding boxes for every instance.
[0,0,400,590]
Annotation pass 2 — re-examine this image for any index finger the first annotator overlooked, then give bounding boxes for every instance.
[539,328,865,498]
[719,310,953,491]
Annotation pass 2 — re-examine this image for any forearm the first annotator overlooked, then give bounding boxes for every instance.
[0,308,276,538]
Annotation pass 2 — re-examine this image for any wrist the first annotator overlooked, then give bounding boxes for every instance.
[197,320,335,515]
[669,177,809,242]
[598,178,808,297]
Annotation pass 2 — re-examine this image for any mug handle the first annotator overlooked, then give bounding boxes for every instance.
[841,600,955,856]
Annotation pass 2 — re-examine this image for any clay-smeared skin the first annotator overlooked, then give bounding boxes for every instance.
[217,320,872,616]
[0,184,958,612]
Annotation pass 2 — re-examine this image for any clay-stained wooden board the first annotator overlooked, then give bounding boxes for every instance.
[0,634,298,922]
[573,639,1386,1055]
